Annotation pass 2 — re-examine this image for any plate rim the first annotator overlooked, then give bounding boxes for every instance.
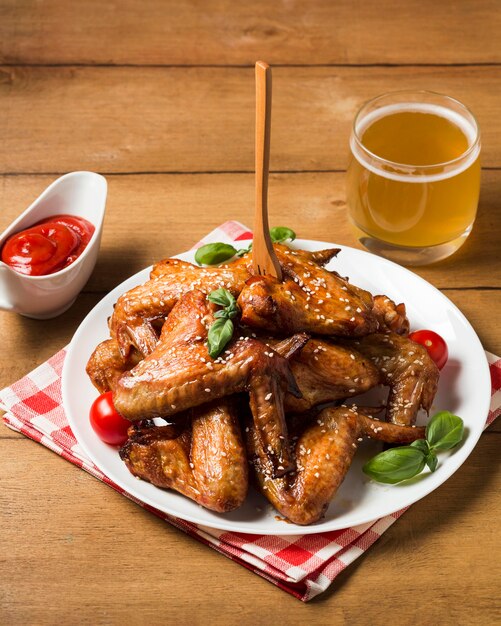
[62,238,491,535]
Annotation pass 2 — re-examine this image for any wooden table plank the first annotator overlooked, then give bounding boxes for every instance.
[1,433,499,625]
[1,172,499,290]
[1,0,500,66]
[0,66,499,173]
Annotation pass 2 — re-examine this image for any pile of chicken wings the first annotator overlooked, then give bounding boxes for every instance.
[87,243,439,525]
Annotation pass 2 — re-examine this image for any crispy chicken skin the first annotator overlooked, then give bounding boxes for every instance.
[110,244,375,358]
[237,247,377,337]
[357,413,425,443]
[271,338,379,413]
[247,407,358,525]
[110,256,252,357]
[120,400,248,513]
[373,295,410,335]
[340,333,439,426]
[86,339,141,394]
[113,289,300,476]
[247,405,426,525]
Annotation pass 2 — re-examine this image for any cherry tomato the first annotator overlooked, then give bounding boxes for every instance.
[408,329,448,370]
[89,391,130,446]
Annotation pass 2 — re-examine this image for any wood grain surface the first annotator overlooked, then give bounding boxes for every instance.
[0,66,500,173]
[1,1,500,624]
[1,0,500,65]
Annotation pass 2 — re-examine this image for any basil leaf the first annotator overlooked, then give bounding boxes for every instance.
[363,446,426,484]
[207,318,234,358]
[270,226,296,244]
[213,309,229,319]
[225,304,239,319]
[426,411,465,451]
[410,439,429,454]
[426,451,438,472]
[195,243,237,266]
[207,288,236,308]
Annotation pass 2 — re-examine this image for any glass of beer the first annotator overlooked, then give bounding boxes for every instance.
[346,91,481,265]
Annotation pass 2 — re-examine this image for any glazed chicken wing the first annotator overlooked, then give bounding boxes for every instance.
[110,244,378,358]
[270,337,379,413]
[86,339,142,394]
[113,289,300,476]
[340,332,439,426]
[373,295,410,335]
[120,399,248,512]
[110,256,252,357]
[237,246,377,337]
[246,405,424,525]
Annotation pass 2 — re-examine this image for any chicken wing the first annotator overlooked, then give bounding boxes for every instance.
[339,333,439,426]
[110,244,375,358]
[247,405,426,525]
[373,295,410,335]
[120,400,248,512]
[110,256,252,357]
[113,289,300,476]
[237,247,377,337]
[86,339,142,394]
[270,337,379,412]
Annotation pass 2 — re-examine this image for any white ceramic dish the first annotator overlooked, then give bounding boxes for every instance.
[0,171,107,319]
[62,239,491,535]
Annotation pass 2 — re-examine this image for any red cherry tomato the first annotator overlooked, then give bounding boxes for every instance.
[408,330,448,370]
[89,391,130,446]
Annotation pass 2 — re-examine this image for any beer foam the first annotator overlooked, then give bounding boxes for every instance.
[351,103,480,183]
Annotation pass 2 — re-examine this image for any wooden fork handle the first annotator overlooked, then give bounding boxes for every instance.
[253,61,282,279]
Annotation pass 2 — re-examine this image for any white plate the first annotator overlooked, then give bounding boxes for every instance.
[62,239,491,535]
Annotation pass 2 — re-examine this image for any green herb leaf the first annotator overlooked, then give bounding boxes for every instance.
[409,439,429,454]
[195,243,237,266]
[207,288,236,308]
[426,411,465,451]
[270,226,296,244]
[195,226,296,265]
[207,318,234,358]
[363,446,426,484]
[225,303,239,319]
[425,451,438,472]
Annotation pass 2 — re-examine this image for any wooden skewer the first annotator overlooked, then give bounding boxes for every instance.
[253,61,282,280]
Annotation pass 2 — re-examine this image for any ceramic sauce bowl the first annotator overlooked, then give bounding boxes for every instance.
[0,171,107,319]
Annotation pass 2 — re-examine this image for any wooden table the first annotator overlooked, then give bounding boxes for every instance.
[1,2,500,623]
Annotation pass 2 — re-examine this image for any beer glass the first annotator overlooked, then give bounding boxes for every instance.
[346,91,481,265]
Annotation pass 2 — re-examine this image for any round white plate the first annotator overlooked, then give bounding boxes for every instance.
[62,239,491,535]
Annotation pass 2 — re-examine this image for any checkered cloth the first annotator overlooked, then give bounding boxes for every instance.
[1,221,499,602]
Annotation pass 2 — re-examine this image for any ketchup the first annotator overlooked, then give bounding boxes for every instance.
[1,215,95,276]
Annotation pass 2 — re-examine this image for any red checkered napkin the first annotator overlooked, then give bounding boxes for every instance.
[1,221,500,602]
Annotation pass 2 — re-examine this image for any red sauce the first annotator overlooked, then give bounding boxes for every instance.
[1,215,95,276]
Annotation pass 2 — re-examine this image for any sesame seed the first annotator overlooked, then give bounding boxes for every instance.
[265,392,272,401]
[204,388,211,393]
